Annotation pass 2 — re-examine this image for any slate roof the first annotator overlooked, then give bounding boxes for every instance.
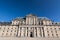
[0,22,12,25]
[38,17,51,21]
[13,17,25,21]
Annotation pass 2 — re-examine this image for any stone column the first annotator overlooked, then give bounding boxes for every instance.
[41,27,43,37]
[37,27,40,37]
[34,27,36,37]
[40,27,41,37]
[21,27,24,37]
[34,18,35,25]
[21,27,22,37]
[24,27,25,37]
[25,27,28,37]
[42,27,45,37]
[38,27,41,37]
[28,27,30,37]
[23,27,24,37]
[18,27,20,37]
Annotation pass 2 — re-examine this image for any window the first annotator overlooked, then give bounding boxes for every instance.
[14,33,16,36]
[48,34,49,36]
[56,34,58,37]
[7,31,8,32]
[30,18,34,25]
[6,33,8,35]
[15,30,16,32]
[0,27,1,29]
[35,27,37,29]
[15,28,16,29]
[55,23,57,24]
[39,22,40,25]
[47,31,49,33]
[54,28,56,30]
[8,28,9,29]
[10,33,12,36]
[11,30,12,32]
[47,28,48,30]
[51,31,53,33]
[59,28,60,30]
[2,33,4,35]
[50,28,52,30]
[4,27,5,29]
[41,22,43,25]
[52,34,54,37]
[11,28,13,29]
[3,30,4,32]
[52,23,53,24]
[55,31,57,33]
[16,23,18,25]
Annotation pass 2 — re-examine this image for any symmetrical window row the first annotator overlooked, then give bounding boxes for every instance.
[48,34,58,37]
[1,33,16,36]
[0,27,17,30]
[47,31,57,33]
[46,28,60,30]
[2,30,16,32]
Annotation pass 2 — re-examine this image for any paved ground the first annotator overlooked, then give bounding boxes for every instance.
[0,37,60,40]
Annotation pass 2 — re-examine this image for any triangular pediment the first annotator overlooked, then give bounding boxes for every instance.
[26,13,36,17]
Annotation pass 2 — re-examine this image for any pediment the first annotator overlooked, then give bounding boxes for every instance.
[26,13,36,17]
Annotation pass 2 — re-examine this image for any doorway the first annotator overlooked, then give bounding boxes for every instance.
[30,32,33,37]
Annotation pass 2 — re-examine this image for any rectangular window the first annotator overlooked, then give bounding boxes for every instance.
[47,31,49,33]
[48,34,49,37]
[52,34,54,37]
[47,28,48,30]
[50,28,52,30]
[7,31,8,32]
[56,34,58,37]
[54,28,56,30]
[8,28,9,29]
[2,33,4,35]
[3,31,4,32]
[59,28,60,30]
[15,30,16,32]
[0,27,1,29]
[55,31,57,33]
[51,31,53,33]
[6,33,8,35]
[10,33,12,36]
[11,30,12,32]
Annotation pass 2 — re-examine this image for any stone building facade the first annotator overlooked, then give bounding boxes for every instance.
[0,14,60,40]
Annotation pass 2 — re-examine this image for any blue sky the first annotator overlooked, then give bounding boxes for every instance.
[0,0,60,22]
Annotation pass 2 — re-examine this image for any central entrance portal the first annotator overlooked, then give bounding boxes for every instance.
[30,32,34,37]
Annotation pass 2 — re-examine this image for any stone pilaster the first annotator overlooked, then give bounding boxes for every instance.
[18,27,20,37]
[34,18,35,25]
[21,27,24,37]
[25,27,28,37]
[40,27,41,37]
[37,27,40,37]
[34,27,36,37]
[41,27,43,37]
[28,27,30,37]
[38,27,41,37]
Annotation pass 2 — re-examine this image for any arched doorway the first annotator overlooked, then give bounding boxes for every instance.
[30,32,34,37]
